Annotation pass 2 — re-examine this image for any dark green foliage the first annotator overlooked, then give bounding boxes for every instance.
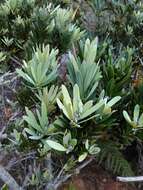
[102,46,133,97]
[97,141,134,176]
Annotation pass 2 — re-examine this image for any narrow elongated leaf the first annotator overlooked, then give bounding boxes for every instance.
[139,113,143,127]
[62,85,72,107]
[17,69,35,85]
[83,101,93,113]
[57,98,70,119]
[80,100,104,119]
[107,96,121,107]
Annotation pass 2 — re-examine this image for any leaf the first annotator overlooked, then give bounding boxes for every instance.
[85,139,89,150]
[133,104,140,123]
[46,140,66,152]
[16,69,35,85]
[78,152,88,162]
[73,84,83,114]
[23,108,43,133]
[70,139,77,147]
[69,52,79,72]
[83,101,93,113]
[139,113,143,127]
[1,184,9,190]
[24,128,42,140]
[61,85,73,119]
[89,145,100,155]
[107,96,121,107]
[80,100,104,119]
[123,111,132,124]
[57,98,70,119]
[63,133,71,146]
[73,84,80,113]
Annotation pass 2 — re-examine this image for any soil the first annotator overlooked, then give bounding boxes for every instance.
[59,161,136,190]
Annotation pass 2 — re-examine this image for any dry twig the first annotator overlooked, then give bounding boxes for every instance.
[0,165,22,190]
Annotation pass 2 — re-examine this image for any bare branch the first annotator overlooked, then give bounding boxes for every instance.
[117,176,143,182]
[0,165,22,190]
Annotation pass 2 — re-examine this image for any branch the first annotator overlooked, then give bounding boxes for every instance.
[117,176,143,182]
[0,165,22,190]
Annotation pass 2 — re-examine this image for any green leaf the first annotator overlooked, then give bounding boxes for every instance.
[73,84,83,114]
[123,111,132,124]
[78,152,88,162]
[62,85,73,119]
[70,139,77,147]
[107,96,121,107]
[133,104,140,123]
[46,140,66,152]
[85,139,89,150]
[57,98,70,119]
[89,145,100,155]
[139,113,143,127]
[63,133,71,146]
[81,100,104,119]
[83,101,93,113]
[1,184,9,190]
